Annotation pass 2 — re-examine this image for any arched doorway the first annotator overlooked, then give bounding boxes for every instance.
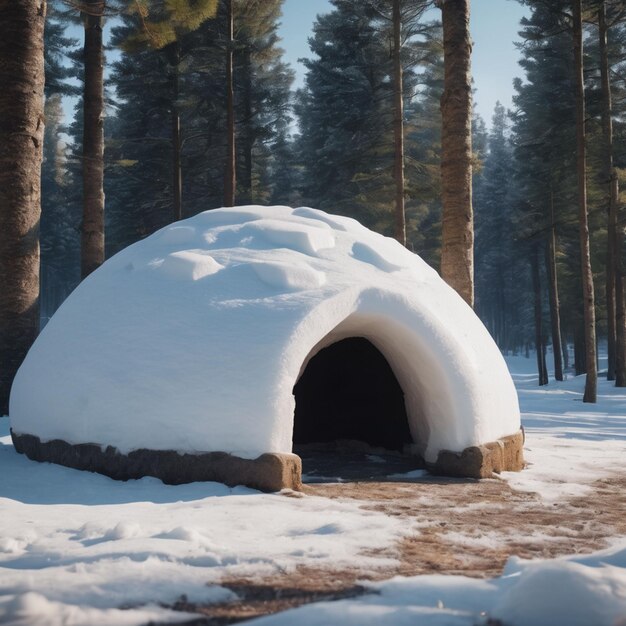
[293,337,413,452]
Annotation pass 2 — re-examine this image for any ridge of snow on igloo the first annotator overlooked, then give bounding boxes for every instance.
[9,205,522,488]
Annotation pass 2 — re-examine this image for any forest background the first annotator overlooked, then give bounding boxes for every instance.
[9,0,626,400]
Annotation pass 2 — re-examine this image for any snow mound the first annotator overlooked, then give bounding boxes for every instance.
[0,593,198,626]
[351,241,403,272]
[252,261,326,291]
[159,251,224,281]
[241,218,336,255]
[9,205,520,461]
[196,207,265,227]
[493,559,626,626]
[292,206,357,231]
[157,225,197,245]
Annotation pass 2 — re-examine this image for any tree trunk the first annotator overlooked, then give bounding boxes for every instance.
[598,3,626,388]
[81,0,105,279]
[0,0,46,415]
[574,319,587,375]
[439,0,473,307]
[599,2,617,381]
[393,0,406,246]
[497,271,506,349]
[615,171,626,385]
[171,41,183,222]
[241,48,253,205]
[546,188,564,381]
[532,245,548,386]
[224,0,236,207]
[573,0,597,402]
[562,335,570,371]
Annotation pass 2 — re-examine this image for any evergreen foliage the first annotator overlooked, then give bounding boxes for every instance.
[475,103,524,351]
[105,0,293,253]
[40,1,81,320]
[294,0,442,256]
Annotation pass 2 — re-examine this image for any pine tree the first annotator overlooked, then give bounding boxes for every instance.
[531,243,549,385]
[475,103,517,350]
[295,0,438,238]
[268,123,300,206]
[44,0,79,99]
[438,0,474,307]
[595,0,626,385]
[41,95,80,320]
[0,0,46,414]
[122,0,218,219]
[105,44,175,252]
[404,30,444,266]
[224,0,235,206]
[513,0,580,375]
[573,0,598,401]
[233,0,293,205]
[80,0,108,279]
[40,0,81,320]
[106,0,291,251]
[295,2,392,226]
[393,0,407,244]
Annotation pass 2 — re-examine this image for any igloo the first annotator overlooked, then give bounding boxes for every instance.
[9,206,524,491]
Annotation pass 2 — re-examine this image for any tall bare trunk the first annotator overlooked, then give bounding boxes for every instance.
[598,2,626,387]
[393,0,406,246]
[224,0,236,207]
[615,171,626,385]
[242,48,253,205]
[81,0,105,279]
[599,2,617,381]
[532,245,548,386]
[574,321,586,375]
[439,0,474,307]
[170,42,182,222]
[613,244,626,387]
[547,187,564,381]
[573,0,597,402]
[497,270,506,348]
[0,0,46,414]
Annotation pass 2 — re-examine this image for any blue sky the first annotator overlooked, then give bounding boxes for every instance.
[277,0,530,128]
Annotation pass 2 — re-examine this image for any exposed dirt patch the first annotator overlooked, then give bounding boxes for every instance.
[306,475,626,578]
[167,462,626,624]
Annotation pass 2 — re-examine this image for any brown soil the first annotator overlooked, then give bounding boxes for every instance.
[164,472,626,625]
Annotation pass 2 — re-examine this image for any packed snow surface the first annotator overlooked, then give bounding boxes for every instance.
[1,357,625,625]
[10,205,519,461]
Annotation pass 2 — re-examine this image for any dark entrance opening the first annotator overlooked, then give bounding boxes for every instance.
[293,337,412,452]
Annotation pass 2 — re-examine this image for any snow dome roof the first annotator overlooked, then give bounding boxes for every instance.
[10,206,521,486]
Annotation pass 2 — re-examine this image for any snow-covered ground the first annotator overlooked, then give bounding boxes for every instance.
[0,426,409,625]
[1,355,625,625]
[503,354,626,501]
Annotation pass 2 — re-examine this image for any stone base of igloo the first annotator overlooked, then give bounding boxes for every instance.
[10,430,302,492]
[11,427,524,490]
[430,429,525,479]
